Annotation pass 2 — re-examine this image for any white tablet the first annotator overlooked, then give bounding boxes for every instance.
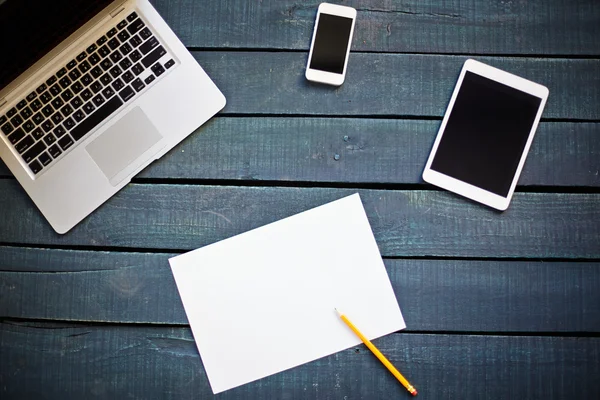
[422,59,549,210]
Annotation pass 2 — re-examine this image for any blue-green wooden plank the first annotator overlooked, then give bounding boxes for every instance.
[150,0,600,56]
[0,182,598,258]
[1,247,599,332]
[192,53,599,120]
[1,323,598,399]
[2,120,599,188]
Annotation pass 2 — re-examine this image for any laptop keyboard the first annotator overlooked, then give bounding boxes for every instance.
[0,11,176,176]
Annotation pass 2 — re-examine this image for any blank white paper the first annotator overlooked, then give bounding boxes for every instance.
[169,193,405,394]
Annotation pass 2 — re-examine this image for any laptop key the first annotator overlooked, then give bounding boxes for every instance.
[17,99,27,110]
[100,58,113,71]
[76,51,87,62]
[51,112,64,125]
[68,69,81,81]
[61,89,74,102]
[108,38,120,50]
[40,91,52,104]
[23,141,47,163]
[36,84,47,94]
[119,86,135,102]
[26,92,37,102]
[80,89,93,101]
[66,59,77,70]
[59,77,72,89]
[51,97,64,109]
[30,99,42,112]
[61,104,74,117]
[70,96,83,109]
[53,125,66,138]
[79,60,91,73]
[57,68,67,78]
[63,117,75,131]
[39,152,52,166]
[49,84,62,96]
[107,27,118,38]
[46,76,57,86]
[112,78,124,91]
[119,58,133,71]
[127,12,138,22]
[109,66,122,78]
[164,59,175,69]
[139,37,158,55]
[10,114,23,127]
[98,45,111,58]
[151,62,165,77]
[72,81,84,94]
[97,35,108,46]
[83,102,96,115]
[139,27,151,40]
[86,44,97,54]
[129,49,141,62]
[32,112,44,125]
[117,19,128,30]
[29,160,43,174]
[122,70,134,84]
[93,94,106,107]
[0,115,6,126]
[22,120,35,133]
[100,73,112,86]
[110,51,123,63]
[131,78,145,92]
[90,66,103,79]
[49,144,62,158]
[127,18,145,35]
[20,106,33,119]
[141,46,166,68]
[120,42,133,55]
[16,135,34,153]
[7,127,25,144]
[41,120,54,133]
[32,127,44,141]
[42,105,54,118]
[71,95,123,141]
[7,108,17,118]
[131,63,144,76]
[116,30,130,43]
[89,53,101,65]
[44,133,57,145]
[58,135,74,151]
[73,110,86,122]
[91,82,103,94]
[1,122,14,135]
[102,86,115,99]
[81,73,93,86]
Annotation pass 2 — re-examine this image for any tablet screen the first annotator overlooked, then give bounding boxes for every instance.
[430,71,542,197]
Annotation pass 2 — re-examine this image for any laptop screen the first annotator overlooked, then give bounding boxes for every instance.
[0,0,113,92]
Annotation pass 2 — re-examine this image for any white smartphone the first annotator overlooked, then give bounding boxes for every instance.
[422,59,549,211]
[305,3,356,86]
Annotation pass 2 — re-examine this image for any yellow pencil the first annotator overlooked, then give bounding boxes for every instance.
[335,309,418,396]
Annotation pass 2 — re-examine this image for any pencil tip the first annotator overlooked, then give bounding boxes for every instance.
[334,308,342,316]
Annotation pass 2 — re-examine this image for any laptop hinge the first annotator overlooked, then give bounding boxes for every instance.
[110,6,126,18]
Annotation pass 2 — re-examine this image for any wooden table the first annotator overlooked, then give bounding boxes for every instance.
[1,1,599,398]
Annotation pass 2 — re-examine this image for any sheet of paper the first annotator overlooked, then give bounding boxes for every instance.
[169,193,405,394]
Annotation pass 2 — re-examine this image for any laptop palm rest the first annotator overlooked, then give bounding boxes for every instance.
[85,107,164,187]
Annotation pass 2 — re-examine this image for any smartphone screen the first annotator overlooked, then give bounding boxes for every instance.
[309,13,353,74]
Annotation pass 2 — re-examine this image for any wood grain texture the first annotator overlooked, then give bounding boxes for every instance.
[0,182,598,258]
[1,247,599,332]
[1,322,598,400]
[193,52,600,120]
[2,120,599,187]
[150,0,600,56]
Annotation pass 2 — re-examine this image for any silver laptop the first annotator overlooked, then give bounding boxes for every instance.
[0,0,226,233]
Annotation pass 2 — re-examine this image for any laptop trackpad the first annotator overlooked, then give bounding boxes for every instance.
[86,107,163,186]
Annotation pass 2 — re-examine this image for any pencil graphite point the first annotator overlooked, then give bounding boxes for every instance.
[334,308,342,317]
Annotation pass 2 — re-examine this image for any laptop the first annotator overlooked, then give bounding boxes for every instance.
[0,0,226,234]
